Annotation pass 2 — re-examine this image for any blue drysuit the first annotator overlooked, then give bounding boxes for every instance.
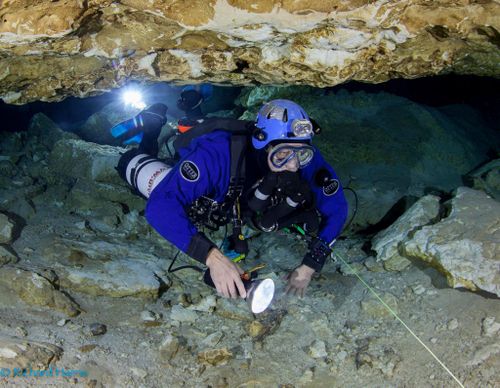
[145,131,348,267]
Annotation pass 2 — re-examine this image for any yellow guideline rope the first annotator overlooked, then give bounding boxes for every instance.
[334,252,465,388]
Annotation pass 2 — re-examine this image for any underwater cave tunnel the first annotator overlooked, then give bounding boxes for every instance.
[1,75,499,236]
[1,75,499,386]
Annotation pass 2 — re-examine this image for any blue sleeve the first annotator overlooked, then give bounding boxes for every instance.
[145,133,231,262]
[300,148,348,245]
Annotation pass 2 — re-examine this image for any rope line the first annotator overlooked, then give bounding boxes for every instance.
[333,252,465,388]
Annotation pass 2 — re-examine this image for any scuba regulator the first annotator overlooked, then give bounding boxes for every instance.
[248,170,319,234]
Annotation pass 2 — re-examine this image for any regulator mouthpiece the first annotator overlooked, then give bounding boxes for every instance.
[246,278,275,314]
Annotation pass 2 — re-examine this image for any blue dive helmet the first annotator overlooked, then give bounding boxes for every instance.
[252,99,314,150]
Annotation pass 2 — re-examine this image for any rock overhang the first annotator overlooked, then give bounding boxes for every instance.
[0,0,499,104]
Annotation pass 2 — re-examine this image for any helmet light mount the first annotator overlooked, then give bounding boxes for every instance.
[291,119,313,137]
[252,99,315,150]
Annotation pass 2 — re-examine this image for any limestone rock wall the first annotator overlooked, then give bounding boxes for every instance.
[402,187,500,297]
[0,0,499,104]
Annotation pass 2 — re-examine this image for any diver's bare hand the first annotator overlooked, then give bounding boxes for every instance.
[206,248,247,299]
[285,264,315,297]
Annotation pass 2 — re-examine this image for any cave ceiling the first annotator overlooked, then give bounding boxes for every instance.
[0,0,499,104]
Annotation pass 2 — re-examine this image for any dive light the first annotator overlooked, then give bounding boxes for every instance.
[122,89,146,110]
[203,268,275,314]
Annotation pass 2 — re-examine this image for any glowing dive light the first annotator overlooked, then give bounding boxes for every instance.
[246,278,275,314]
[122,90,146,110]
[203,269,275,314]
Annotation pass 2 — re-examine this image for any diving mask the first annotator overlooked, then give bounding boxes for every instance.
[269,144,315,169]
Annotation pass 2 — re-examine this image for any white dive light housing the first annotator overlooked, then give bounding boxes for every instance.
[246,278,275,314]
[125,154,171,198]
[203,269,275,314]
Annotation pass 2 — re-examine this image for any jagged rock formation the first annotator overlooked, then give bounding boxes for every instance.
[373,187,500,297]
[465,159,500,200]
[402,187,500,297]
[372,194,441,271]
[1,0,499,104]
[0,213,14,243]
[0,266,81,317]
[0,336,63,370]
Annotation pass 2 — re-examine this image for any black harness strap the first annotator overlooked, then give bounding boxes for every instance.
[173,118,253,153]
[227,135,247,199]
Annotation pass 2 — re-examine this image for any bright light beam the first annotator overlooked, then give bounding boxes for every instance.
[122,90,146,110]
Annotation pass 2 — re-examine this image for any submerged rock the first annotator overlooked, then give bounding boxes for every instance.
[465,159,500,200]
[0,335,63,370]
[372,195,441,271]
[1,1,499,105]
[402,187,500,297]
[0,213,15,244]
[188,294,217,313]
[56,319,69,327]
[309,340,328,359]
[355,341,401,378]
[48,139,125,185]
[68,180,144,216]
[298,369,315,385]
[0,246,18,266]
[159,334,180,361]
[8,198,36,221]
[170,304,198,323]
[88,323,107,337]
[58,259,163,299]
[360,292,398,318]
[140,310,161,322]
[0,266,80,317]
[215,298,254,322]
[200,332,224,348]
[467,343,500,367]
[27,113,79,150]
[481,317,500,338]
[197,348,233,366]
[411,284,426,296]
[447,318,459,331]
[247,321,265,338]
[42,239,166,299]
[130,367,148,379]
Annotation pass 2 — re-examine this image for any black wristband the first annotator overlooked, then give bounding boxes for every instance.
[186,232,217,264]
[301,237,331,272]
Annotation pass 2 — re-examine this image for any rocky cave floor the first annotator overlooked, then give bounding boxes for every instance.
[0,97,499,387]
[0,199,499,388]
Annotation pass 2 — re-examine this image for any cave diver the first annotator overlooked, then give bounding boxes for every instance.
[176,84,213,133]
[112,98,348,299]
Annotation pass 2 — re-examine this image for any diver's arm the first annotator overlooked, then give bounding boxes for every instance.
[300,149,348,272]
[206,248,247,298]
[285,265,315,297]
[144,135,246,297]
